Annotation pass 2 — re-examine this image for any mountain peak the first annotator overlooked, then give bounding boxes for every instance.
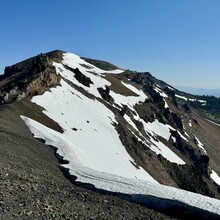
[1,50,220,219]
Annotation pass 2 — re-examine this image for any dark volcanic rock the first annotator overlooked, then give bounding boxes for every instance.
[63,65,93,87]
[98,86,114,102]
[0,53,61,103]
[74,67,93,87]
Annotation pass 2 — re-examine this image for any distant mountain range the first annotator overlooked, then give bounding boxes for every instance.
[0,50,220,219]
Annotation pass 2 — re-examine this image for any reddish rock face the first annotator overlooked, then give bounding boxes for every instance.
[0,53,61,103]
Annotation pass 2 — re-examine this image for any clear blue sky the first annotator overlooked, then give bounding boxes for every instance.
[0,0,220,89]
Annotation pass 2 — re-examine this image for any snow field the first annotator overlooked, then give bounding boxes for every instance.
[20,115,220,216]
[63,52,124,75]
[54,53,148,109]
[31,79,156,182]
[41,52,187,165]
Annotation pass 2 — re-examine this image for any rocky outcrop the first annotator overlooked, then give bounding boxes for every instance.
[164,87,178,107]
[0,53,61,103]
[98,86,114,102]
[73,67,93,87]
[63,65,93,87]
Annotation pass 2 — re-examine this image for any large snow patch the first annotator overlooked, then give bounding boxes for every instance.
[21,115,220,217]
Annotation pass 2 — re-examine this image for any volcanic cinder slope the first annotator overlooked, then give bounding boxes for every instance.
[0,50,220,219]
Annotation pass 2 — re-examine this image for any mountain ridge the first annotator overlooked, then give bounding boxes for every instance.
[1,50,220,219]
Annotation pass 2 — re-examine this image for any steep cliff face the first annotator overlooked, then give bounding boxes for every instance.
[0,51,63,104]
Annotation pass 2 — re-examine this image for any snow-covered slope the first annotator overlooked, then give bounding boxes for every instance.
[30,79,156,182]
[30,53,186,172]
[21,115,220,216]
[12,51,220,217]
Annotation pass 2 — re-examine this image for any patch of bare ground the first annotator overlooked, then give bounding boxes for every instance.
[11,99,63,133]
[79,63,94,69]
[105,74,139,96]
[82,57,120,71]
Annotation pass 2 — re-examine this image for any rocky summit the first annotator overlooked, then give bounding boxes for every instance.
[0,50,220,220]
